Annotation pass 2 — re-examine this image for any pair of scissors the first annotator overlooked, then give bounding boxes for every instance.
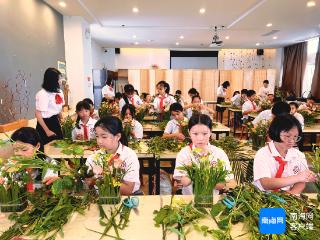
[123,196,140,215]
[222,196,236,209]
[266,193,286,204]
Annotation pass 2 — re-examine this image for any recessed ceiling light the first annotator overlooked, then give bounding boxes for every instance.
[266,23,272,27]
[256,43,260,46]
[225,36,230,40]
[273,36,278,40]
[179,35,184,39]
[132,7,139,13]
[199,8,206,14]
[132,35,137,39]
[134,42,139,45]
[307,1,316,7]
[176,42,180,46]
[59,1,66,7]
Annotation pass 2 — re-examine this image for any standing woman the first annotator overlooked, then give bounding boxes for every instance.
[216,81,230,122]
[35,68,64,145]
[101,76,115,101]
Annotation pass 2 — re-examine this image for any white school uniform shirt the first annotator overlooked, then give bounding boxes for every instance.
[186,108,212,120]
[101,85,115,98]
[292,112,304,129]
[253,141,309,192]
[252,109,272,125]
[242,100,257,119]
[258,86,273,99]
[217,86,226,98]
[132,119,143,139]
[173,144,234,195]
[164,117,188,134]
[231,94,241,106]
[71,117,97,141]
[86,143,141,193]
[153,94,176,112]
[119,95,143,112]
[35,89,64,118]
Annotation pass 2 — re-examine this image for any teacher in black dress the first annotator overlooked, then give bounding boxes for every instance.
[35,68,64,145]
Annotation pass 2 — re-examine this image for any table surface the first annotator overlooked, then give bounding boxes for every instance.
[0,194,316,240]
[143,122,230,133]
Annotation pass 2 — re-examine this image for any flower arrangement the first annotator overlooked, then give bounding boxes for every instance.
[177,148,229,207]
[61,115,74,140]
[135,105,149,122]
[98,101,119,118]
[91,150,126,204]
[259,99,273,110]
[247,120,270,150]
[298,110,319,126]
[178,118,189,138]
[123,119,135,140]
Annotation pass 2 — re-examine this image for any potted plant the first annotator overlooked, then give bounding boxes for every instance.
[247,120,269,151]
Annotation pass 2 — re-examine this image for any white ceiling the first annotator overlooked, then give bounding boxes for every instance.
[45,0,320,49]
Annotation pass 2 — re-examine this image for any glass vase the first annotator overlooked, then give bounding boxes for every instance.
[99,193,121,205]
[251,134,266,151]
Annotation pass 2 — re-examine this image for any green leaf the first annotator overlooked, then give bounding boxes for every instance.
[52,179,63,195]
[73,146,84,156]
[217,217,229,230]
[210,202,225,217]
[62,149,73,155]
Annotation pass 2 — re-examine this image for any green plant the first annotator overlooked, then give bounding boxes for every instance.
[299,110,319,126]
[61,115,74,140]
[99,101,119,118]
[177,148,229,208]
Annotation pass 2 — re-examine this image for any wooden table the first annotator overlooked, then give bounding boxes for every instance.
[301,124,320,150]
[1,194,316,240]
[227,108,242,135]
[143,122,230,140]
[143,115,158,121]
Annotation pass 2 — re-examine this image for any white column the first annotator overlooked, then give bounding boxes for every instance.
[63,16,93,110]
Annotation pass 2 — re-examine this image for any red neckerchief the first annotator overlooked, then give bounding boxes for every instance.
[250,100,256,110]
[55,94,63,104]
[108,144,124,166]
[81,123,89,140]
[159,95,167,110]
[26,168,34,192]
[267,143,287,192]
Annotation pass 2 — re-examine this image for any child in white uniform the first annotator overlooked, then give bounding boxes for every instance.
[119,84,143,112]
[163,103,188,141]
[173,114,236,195]
[290,102,304,129]
[85,116,140,195]
[242,90,258,122]
[121,104,143,139]
[153,81,176,113]
[72,101,97,141]
[253,114,316,194]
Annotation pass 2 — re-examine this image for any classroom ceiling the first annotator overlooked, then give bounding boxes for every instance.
[45,0,320,49]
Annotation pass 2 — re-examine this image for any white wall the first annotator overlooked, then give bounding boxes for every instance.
[64,16,93,109]
[91,41,116,71]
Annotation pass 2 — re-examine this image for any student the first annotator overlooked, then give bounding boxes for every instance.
[174,90,185,107]
[114,92,122,105]
[101,77,115,100]
[35,68,64,145]
[298,96,317,112]
[242,90,258,122]
[121,104,143,139]
[173,114,236,195]
[253,114,316,194]
[10,127,59,190]
[230,91,240,106]
[290,102,304,129]
[83,98,99,120]
[85,116,140,195]
[231,89,248,107]
[216,81,230,119]
[119,84,143,112]
[252,101,290,126]
[267,93,275,104]
[258,80,273,100]
[187,88,199,103]
[153,81,176,113]
[163,103,188,141]
[134,89,139,96]
[72,101,97,141]
[186,95,215,119]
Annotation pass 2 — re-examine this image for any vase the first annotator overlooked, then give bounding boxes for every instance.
[252,134,266,151]
[0,197,27,212]
[194,193,213,208]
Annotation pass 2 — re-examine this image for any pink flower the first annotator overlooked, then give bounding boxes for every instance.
[92,166,103,175]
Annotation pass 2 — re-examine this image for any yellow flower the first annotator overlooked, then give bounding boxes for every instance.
[112,178,122,187]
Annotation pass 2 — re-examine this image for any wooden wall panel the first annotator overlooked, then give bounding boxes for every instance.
[155,69,166,83]
[128,69,141,93]
[228,70,244,99]
[181,70,193,101]
[192,70,202,96]
[148,70,156,95]
[243,70,254,90]
[173,70,182,97]
[140,69,149,94]
[165,70,175,95]
[253,69,267,93]
[201,70,219,101]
